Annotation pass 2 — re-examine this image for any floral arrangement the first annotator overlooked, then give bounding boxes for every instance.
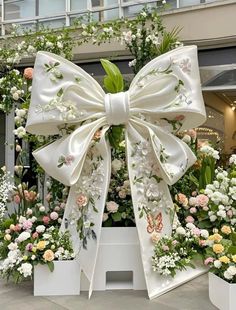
[0,178,74,282]
[0,168,14,222]
[204,227,236,283]
[152,223,209,277]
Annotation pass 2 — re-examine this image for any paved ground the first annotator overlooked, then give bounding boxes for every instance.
[0,274,217,310]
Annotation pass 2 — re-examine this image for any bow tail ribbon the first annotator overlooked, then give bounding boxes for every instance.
[60,126,111,298]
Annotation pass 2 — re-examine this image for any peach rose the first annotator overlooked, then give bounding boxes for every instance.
[43,249,55,262]
[176,193,188,207]
[24,67,33,80]
[76,194,88,207]
[93,130,102,141]
[106,201,119,213]
[13,194,21,204]
[221,225,231,235]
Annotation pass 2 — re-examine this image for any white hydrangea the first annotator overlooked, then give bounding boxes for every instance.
[17,263,32,278]
[229,154,236,166]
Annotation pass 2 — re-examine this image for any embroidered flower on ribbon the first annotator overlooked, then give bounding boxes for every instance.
[44,61,63,82]
[57,155,75,168]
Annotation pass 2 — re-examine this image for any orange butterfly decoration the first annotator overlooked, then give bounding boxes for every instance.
[146,212,163,234]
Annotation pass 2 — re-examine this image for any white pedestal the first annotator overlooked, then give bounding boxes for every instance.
[81,227,146,290]
[209,272,236,310]
[34,260,80,296]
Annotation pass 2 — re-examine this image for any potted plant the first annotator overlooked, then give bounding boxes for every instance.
[204,227,236,310]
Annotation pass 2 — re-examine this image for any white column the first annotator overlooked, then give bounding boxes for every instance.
[5,108,15,214]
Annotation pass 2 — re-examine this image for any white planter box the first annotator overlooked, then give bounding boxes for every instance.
[81,227,146,290]
[34,260,80,296]
[209,272,236,310]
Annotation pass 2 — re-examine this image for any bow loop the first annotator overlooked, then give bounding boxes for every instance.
[129,45,206,130]
[26,51,105,135]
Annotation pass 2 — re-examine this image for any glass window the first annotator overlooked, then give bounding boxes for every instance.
[39,18,66,29]
[0,113,5,167]
[38,0,65,16]
[179,0,203,7]
[103,8,119,21]
[70,0,87,11]
[4,0,36,20]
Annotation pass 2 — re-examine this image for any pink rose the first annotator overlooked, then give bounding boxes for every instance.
[192,228,201,236]
[175,115,185,121]
[32,232,38,239]
[196,194,209,207]
[24,67,34,80]
[190,207,197,214]
[204,257,214,266]
[185,216,195,223]
[76,194,88,207]
[191,191,197,197]
[13,195,21,204]
[106,201,119,213]
[50,212,59,220]
[43,216,50,225]
[14,224,21,232]
[22,220,33,230]
[65,155,74,166]
[162,245,169,251]
[186,129,197,140]
[172,240,178,246]
[199,240,206,247]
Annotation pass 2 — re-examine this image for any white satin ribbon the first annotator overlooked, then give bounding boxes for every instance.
[26,45,206,299]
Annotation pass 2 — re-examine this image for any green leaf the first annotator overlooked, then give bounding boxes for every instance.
[228,245,236,255]
[100,59,124,93]
[231,232,236,246]
[108,126,123,149]
[111,212,122,222]
[47,262,54,272]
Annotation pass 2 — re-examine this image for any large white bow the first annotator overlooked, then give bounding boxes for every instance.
[26,45,206,299]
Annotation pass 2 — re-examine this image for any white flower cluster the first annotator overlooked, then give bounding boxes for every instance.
[14,108,27,125]
[0,170,14,221]
[54,246,75,260]
[0,249,22,274]
[204,168,236,225]
[10,86,24,101]
[229,154,236,166]
[131,140,171,213]
[224,266,236,280]
[153,252,181,276]
[200,145,220,160]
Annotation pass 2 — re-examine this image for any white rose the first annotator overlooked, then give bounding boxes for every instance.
[36,225,46,233]
[210,215,217,222]
[39,205,45,212]
[186,223,195,230]
[200,229,209,239]
[111,159,122,172]
[217,210,226,218]
[13,92,19,100]
[176,226,186,235]
[227,266,236,276]
[17,231,31,242]
[106,201,119,213]
[224,270,233,280]
[7,243,18,251]
[214,260,222,269]
[182,134,191,144]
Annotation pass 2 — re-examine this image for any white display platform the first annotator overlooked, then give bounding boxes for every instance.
[34,260,80,296]
[81,227,146,291]
[81,227,207,296]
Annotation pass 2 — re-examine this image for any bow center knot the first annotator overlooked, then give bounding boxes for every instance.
[104,92,130,126]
